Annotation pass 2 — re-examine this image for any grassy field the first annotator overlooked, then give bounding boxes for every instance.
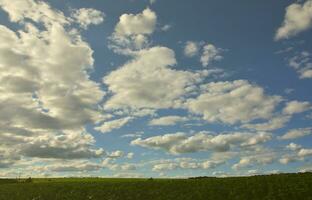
[0,173,311,200]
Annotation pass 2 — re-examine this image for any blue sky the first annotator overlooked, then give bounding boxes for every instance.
[0,0,311,178]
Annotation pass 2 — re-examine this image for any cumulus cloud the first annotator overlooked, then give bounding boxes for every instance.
[286,142,302,151]
[0,0,68,25]
[184,41,200,57]
[280,127,312,140]
[298,148,312,157]
[243,100,310,131]
[275,0,312,40]
[161,24,171,32]
[71,8,105,29]
[108,150,125,158]
[110,8,157,51]
[95,117,133,133]
[241,116,290,131]
[288,51,312,79]
[149,116,188,126]
[151,158,225,172]
[46,161,102,172]
[279,155,300,165]
[131,131,271,154]
[103,46,207,110]
[184,41,223,67]
[149,0,156,4]
[200,43,223,67]
[0,0,105,164]
[186,80,282,124]
[126,152,134,159]
[115,8,156,36]
[232,154,275,170]
[283,100,311,115]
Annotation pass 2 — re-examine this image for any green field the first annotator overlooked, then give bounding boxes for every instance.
[0,173,311,200]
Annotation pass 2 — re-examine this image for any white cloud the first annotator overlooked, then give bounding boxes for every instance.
[286,142,302,151]
[115,8,156,36]
[232,154,275,170]
[121,163,137,171]
[280,127,312,140]
[161,24,171,32]
[275,0,312,40]
[288,51,312,79]
[46,161,102,172]
[241,115,290,131]
[95,117,133,133]
[279,156,299,165]
[184,41,200,57]
[0,0,105,163]
[149,116,188,126]
[0,0,68,25]
[151,158,225,172]
[200,43,223,67]
[298,148,312,157]
[108,150,125,158]
[103,46,206,110]
[283,100,311,115]
[110,8,157,52]
[71,8,105,29]
[126,152,134,159]
[20,130,104,159]
[131,131,271,154]
[186,80,282,124]
[149,0,156,5]
[152,162,178,171]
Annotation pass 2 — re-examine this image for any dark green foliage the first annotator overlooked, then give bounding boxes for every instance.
[0,173,311,200]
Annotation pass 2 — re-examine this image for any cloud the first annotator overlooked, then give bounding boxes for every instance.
[149,0,156,5]
[126,152,134,159]
[243,100,310,132]
[186,80,282,124]
[46,161,102,172]
[298,148,312,157]
[283,100,311,115]
[279,127,312,140]
[9,129,104,159]
[232,153,275,170]
[0,148,20,168]
[110,8,157,52]
[184,41,200,57]
[241,116,290,131]
[152,162,178,171]
[131,131,272,154]
[0,0,68,25]
[149,116,188,126]
[121,164,137,171]
[286,143,302,151]
[184,41,223,67]
[161,24,171,32]
[108,150,125,158]
[71,8,105,29]
[275,0,312,40]
[200,43,223,67]
[151,158,225,172]
[103,46,207,110]
[95,117,133,133]
[279,156,300,165]
[288,51,312,79]
[0,0,105,163]
[115,8,156,36]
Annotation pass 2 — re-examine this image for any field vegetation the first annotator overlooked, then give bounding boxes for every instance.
[0,173,311,200]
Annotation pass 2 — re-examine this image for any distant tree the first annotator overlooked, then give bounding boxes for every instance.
[25,177,32,183]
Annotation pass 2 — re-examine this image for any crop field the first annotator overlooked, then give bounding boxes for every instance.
[0,173,311,200]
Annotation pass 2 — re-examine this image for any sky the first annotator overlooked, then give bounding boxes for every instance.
[0,0,311,178]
